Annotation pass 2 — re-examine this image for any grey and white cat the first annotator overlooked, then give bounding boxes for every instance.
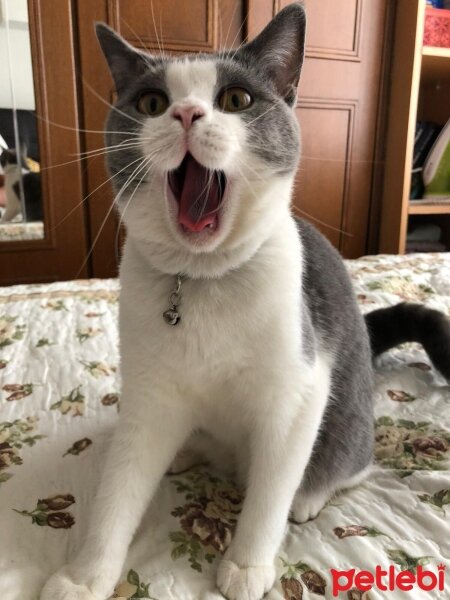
[41,5,450,600]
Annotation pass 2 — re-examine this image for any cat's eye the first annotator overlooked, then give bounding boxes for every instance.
[137,91,169,117]
[218,87,252,112]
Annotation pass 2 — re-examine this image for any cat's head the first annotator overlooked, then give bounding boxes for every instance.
[96,3,306,277]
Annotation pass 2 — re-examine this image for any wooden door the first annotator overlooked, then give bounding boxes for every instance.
[0,0,88,285]
[250,0,392,257]
[76,0,244,278]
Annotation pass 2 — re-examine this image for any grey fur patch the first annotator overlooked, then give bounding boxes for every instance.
[96,23,163,94]
[102,63,169,192]
[215,58,300,174]
[296,218,374,492]
[235,3,306,105]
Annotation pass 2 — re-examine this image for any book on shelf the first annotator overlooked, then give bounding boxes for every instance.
[423,117,450,199]
[410,120,450,200]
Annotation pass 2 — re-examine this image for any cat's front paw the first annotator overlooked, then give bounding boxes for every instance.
[216,559,275,600]
[40,567,103,600]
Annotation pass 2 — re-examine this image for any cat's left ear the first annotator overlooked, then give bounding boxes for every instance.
[239,3,306,106]
[95,23,151,93]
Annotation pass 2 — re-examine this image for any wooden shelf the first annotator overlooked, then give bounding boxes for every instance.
[423,46,450,58]
[421,46,450,83]
[379,1,450,253]
[409,201,450,214]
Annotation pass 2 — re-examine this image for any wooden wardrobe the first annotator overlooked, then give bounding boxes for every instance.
[0,0,393,285]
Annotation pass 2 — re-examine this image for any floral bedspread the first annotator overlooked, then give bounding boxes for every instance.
[0,253,449,600]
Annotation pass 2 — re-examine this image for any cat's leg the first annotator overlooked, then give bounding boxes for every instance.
[40,397,191,600]
[291,465,372,523]
[216,357,331,600]
[168,430,235,475]
[290,487,333,523]
[291,361,374,524]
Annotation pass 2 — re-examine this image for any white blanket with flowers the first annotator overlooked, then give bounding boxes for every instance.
[0,253,449,600]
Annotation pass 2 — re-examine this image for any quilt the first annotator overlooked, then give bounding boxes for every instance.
[0,253,449,600]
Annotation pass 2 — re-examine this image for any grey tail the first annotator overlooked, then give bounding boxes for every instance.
[364,302,450,380]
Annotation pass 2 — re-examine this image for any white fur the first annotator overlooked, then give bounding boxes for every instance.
[42,59,336,600]
[291,463,373,523]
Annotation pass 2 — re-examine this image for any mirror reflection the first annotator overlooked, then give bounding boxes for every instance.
[0,0,43,241]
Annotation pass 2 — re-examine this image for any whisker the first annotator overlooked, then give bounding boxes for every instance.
[228,14,250,60]
[75,196,117,280]
[244,103,278,126]
[150,0,166,60]
[301,155,383,166]
[31,110,137,137]
[115,160,154,264]
[189,167,216,224]
[120,16,152,56]
[40,144,143,171]
[217,6,224,60]
[76,155,152,278]
[195,170,215,224]
[82,77,143,127]
[73,138,146,157]
[294,207,354,238]
[236,160,353,238]
[219,2,240,58]
[157,4,167,60]
[50,154,147,232]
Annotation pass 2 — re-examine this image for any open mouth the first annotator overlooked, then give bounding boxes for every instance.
[167,152,227,233]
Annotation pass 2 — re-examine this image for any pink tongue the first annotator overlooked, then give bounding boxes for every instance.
[178,155,220,232]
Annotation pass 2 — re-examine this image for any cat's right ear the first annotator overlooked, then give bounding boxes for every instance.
[95,23,149,93]
[238,4,306,106]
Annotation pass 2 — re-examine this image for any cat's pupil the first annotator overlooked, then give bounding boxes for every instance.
[232,94,239,108]
[150,97,158,113]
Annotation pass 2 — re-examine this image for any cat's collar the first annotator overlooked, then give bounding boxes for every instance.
[163,273,184,325]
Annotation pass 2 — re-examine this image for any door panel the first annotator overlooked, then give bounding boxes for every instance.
[250,0,390,257]
[110,0,216,50]
[298,0,388,257]
[296,104,353,249]
[304,0,361,57]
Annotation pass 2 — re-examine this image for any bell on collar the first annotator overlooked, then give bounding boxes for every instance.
[163,308,180,326]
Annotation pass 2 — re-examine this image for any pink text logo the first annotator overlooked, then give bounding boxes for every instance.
[330,564,445,597]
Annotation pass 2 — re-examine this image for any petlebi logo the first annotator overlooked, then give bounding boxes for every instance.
[331,563,445,597]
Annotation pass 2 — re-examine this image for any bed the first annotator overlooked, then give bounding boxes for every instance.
[1,253,449,600]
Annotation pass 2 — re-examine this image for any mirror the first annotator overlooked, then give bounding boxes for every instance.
[0,0,43,241]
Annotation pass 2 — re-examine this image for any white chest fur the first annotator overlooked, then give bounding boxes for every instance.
[118,214,309,433]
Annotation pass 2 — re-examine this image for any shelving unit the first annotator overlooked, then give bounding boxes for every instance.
[379,0,450,253]
[421,46,450,83]
[409,202,450,215]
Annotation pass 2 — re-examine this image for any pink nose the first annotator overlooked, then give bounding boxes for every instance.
[172,105,205,130]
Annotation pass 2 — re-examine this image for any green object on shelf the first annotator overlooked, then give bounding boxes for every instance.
[423,119,450,198]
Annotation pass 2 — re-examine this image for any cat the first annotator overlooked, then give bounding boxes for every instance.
[0,149,42,223]
[41,5,450,600]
